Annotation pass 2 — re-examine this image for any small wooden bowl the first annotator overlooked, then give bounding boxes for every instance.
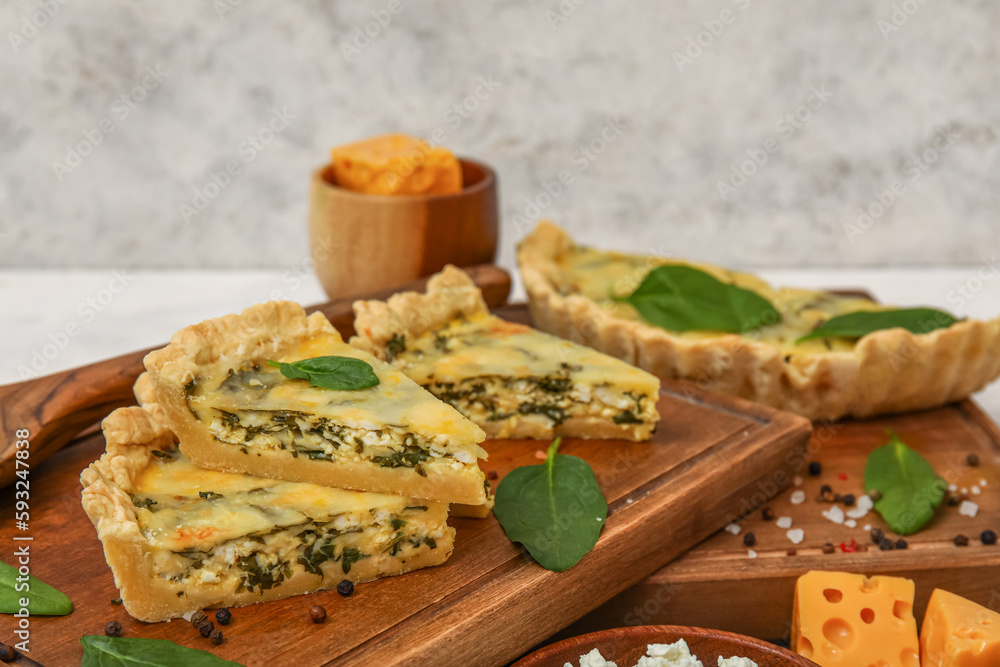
[308,158,498,300]
[513,625,818,666]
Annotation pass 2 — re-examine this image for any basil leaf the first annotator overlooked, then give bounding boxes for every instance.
[267,356,379,391]
[796,307,958,344]
[493,437,608,572]
[0,560,72,616]
[617,265,780,333]
[864,431,947,536]
[80,636,245,667]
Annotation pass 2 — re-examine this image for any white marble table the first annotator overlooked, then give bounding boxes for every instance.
[4,267,1000,421]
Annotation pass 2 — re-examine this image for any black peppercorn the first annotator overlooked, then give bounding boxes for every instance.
[215,608,231,625]
[189,610,207,626]
[869,489,883,502]
[954,534,970,547]
[105,620,123,637]
[111,598,123,606]
[761,506,774,521]
[820,484,832,495]
[879,537,895,551]
[210,628,224,645]
[967,453,980,467]
[895,539,908,550]
[948,495,961,506]
[197,620,214,637]
[842,494,856,507]
[0,642,17,663]
[808,461,822,476]
[743,532,756,547]
[310,605,327,623]
[870,528,884,545]
[337,579,355,597]
[822,543,835,554]
[487,469,499,480]
[982,530,998,546]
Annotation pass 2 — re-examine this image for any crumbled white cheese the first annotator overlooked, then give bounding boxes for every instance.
[949,483,959,493]
[718,658,758,667]
[199,570,221,584]
[972,486,982,495]
[453,449,474,464]
[844,519,857,528]
[747,550,757,559]
[864,524,871,531]
[776,516,793,529]
[959,500,979,518]
[822,506,845,524]
[962,488,969,495]
[981,479,988,487]
[564,648,617,667]
[725,523,742,535]
[846,495,873,519]
[638,640,703,667]
[790,490,805,505]
[787,528,805,544]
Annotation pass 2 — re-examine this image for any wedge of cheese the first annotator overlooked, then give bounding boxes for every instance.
[921,588,1000,666]
[81,402,455,622]
[330,133,462,196]
[352,266,661,442]
[791,570,920,667]
[143,302,488,506]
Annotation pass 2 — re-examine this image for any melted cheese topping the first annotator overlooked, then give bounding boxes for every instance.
[187,332,485,459]
[392,313,659,392]
[132,451,440,553]
[556,247,886,354]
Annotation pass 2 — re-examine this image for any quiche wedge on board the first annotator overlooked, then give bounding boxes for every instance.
[81,397,454,623]
[351,266,661,441]
[518,221,1000,421]
[143,301,488,506]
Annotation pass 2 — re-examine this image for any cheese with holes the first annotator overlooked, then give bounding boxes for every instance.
[791,570,919,667]
[921,588,1000,666]
[330,133,462,196]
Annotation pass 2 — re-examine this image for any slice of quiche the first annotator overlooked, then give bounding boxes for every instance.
[81,399,454,622]
[143,301,488,506]
[351,266,661,441]
[518,220,1000,420]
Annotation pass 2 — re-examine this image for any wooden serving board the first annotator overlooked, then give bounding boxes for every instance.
[0,306,811,666]
[567,400,1000,643]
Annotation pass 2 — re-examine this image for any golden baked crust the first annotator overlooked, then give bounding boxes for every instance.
[518,221,1000,421]
[352,266,661,441]
[143,301,488,505]
[81,392,455,622]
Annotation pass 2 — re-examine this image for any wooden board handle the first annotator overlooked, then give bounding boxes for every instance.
[0,264,511,488]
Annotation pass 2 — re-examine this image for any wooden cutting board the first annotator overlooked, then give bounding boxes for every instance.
[0,306,811,667]
[566,400,1000,643]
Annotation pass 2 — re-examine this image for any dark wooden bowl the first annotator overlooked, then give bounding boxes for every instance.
[309,157,498,301]
[513,625,818,666]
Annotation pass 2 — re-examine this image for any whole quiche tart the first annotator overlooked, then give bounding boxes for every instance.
[518,221,1000,421]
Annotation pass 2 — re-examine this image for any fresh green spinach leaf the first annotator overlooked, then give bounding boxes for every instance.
[796,307,958,344]
[80,636,244,666]
[493,437,607,571]
[0,560,72,616]
[864,430,947,535]
[267,356,379,391]
[615,265,780,333]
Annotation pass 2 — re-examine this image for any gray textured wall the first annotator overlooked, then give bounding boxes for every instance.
[2,0,998,272]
